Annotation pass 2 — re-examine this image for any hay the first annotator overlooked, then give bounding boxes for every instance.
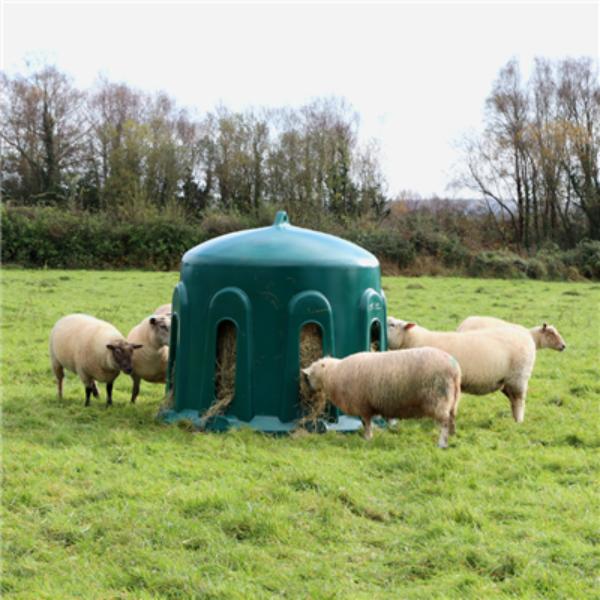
[160,388,175,411]
[298,324,329,428]
[202,321,237,422]
[370,320,381,352]
[159,358,177,411]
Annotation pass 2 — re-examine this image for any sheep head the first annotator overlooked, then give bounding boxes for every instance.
[106,340,143,374]
[386,317,416,349]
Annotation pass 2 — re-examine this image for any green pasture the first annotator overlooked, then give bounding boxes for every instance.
[2,270,599,599]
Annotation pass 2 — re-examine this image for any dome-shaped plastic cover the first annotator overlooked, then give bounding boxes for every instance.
[163,210,387,433]
[183,211,378,268]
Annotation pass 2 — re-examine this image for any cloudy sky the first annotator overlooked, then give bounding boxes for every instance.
[2,1,598,198]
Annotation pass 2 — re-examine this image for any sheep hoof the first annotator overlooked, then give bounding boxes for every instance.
[438,427,450,448]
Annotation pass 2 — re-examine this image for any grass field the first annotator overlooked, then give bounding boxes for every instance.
[2,270,599,599]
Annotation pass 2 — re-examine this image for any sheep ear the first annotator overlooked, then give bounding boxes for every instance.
[404,322,416,330]
[301,368,310,376]
[106,344,115,351]
[150,317,157,325]
[542,322,547,330]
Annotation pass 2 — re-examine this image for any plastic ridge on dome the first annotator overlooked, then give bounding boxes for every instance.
[273,211,290,226]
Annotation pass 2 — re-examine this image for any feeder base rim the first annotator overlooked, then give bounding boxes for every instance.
[157,409,368,434]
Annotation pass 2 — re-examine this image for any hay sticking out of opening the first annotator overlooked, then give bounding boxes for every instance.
[298,323,328,428]
[159,357,177,411]
[202,321,237,422]
[160,388,175,411]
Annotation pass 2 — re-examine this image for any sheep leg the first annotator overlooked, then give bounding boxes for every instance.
[84,385,94,407]
[362,416,373,441]
[449,376,460,436]
[78,371,95,407]
[510,393,525,423]
[448,410,457,436]
[56,370,64,400]
[91,382,100,398]
[106,382,114,407]
[50,355,65,400]
[130,375,141,404]
[438,419,450,449]
[503,386,526,423]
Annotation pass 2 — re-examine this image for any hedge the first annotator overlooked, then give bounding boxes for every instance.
[2,206,599,280]
[2,207,203,270]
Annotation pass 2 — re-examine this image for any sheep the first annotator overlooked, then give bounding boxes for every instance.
[127,312,171,403]
[387,317,536,422]
[153,303,172,316]
[457,316,566,352]
[49,314,142,406]
[302,348,461,448]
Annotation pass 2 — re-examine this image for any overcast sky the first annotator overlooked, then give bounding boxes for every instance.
[2,1,598,198]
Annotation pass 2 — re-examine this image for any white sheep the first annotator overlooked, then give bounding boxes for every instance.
[49,314,142,406]
[153,303,172,316]
[387,317,536,422]
[127,312,171,403]
[302,348,461,448]
[457,316,566,352]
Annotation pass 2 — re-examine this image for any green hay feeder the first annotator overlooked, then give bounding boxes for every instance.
[161,211,387,433]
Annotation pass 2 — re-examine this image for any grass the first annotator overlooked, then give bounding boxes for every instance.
[2,270,599,599]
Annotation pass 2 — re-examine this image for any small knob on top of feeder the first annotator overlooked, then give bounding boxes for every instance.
[274,211,290,227]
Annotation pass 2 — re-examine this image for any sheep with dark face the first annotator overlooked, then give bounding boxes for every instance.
[303,348,461,448]
[457,316,567,352]
[49,314,142,406]
[127,312,171,403]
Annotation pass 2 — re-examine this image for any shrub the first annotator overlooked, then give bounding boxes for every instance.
[524,258,547,280]
[1,206,202,270]
[469,251,529,279]
[566,239,600,279]
[535,249,568,280]
[347,228,416,268]
[410,230,444,256]
[200,211,250,238]
[439,237,469,268]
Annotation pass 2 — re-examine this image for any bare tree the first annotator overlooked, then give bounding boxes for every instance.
[459,56,600,247]
[558,57,600,239]
[1,66,88,203]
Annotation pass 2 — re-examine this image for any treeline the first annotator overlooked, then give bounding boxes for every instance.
[1,67,386,218]
[2,59,600,280]
[460,57,600,248]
